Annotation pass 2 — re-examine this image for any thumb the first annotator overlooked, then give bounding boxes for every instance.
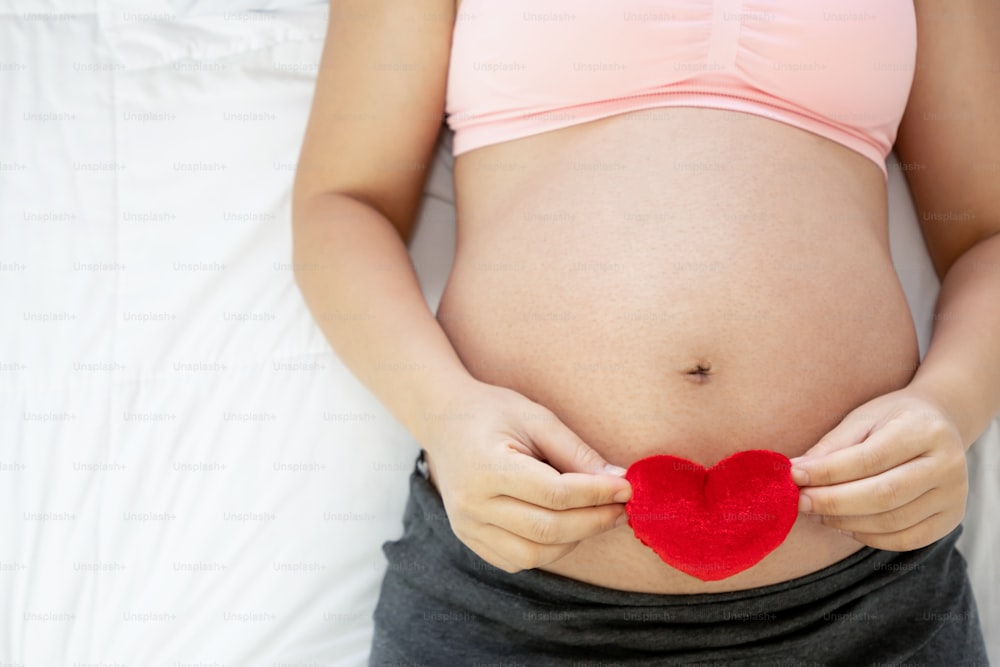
[523,410,626,477]
[791,409,874,465]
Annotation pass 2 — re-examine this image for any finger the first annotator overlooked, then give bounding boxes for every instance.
[850,512,961,552]
[523,410,626,477]
[466,523,578,573]
[792,419,920,487]
[790,407,876,463]
[500,457,632,510]
[463,536,520,573]
[818,488,940,534]
[801,458,935,517]
[486,495,625,545]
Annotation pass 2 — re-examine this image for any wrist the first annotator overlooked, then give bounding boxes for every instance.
[406,370,485,447]
[906,368,979,449]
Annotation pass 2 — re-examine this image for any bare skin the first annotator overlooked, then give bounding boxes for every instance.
[441,106,917,593]
[293,0,1000,597]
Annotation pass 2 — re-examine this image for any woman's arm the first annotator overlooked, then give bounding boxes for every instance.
[790,0,1000,551]
[292,0,465,438]
[292,0,630,572]
[894,0,1000,447]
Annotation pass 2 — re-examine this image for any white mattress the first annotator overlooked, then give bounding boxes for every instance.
[1,1,996,664]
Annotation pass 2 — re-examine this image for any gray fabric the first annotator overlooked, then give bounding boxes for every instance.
[370,457,989,666]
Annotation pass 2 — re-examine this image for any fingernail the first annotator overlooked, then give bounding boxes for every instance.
[615,513,629,528]
[613,488,632,503]
[798,494,812,513]
[790,466,809,485]
[603,464,627,477]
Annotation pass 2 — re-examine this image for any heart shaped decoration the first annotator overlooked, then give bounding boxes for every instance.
[624,450,800,581]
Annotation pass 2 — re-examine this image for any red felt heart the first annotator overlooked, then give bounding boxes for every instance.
[625,450,799,581]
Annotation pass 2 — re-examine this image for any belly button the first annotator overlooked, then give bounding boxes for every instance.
[682,362,713,385]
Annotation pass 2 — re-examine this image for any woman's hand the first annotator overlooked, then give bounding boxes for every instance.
[419,380,632,573]
[790,388,968,551]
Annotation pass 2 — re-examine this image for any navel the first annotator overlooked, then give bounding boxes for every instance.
[682,361,714,385]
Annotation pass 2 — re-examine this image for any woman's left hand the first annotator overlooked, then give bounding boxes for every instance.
[789,387,968,551]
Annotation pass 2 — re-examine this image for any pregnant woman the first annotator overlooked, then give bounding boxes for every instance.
[293,1,999,663]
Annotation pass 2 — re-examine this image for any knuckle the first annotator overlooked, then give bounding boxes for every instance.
[528,514,560,544]
[860,446,884,475]
[810,469,831,486]
[574,444,603,470]
[813,493,837,516]
[543,484,571,510]
[926,415,955,441]
[593,487,616,508]
[813,469,833,486]
[872,481,899,509]
[875,509,902,532]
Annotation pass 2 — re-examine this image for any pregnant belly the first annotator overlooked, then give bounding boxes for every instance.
[438,108,921,593]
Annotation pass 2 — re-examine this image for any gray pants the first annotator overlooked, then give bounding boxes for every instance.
[371,456,989,666]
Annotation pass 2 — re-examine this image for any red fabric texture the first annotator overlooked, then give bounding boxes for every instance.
[624,450,799,581]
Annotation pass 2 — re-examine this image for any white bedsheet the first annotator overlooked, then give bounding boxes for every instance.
[0,2,996,664]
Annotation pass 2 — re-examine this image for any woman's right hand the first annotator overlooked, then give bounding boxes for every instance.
[419,379,633,573]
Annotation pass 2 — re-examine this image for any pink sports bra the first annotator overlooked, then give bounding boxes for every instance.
[445,0,917,177]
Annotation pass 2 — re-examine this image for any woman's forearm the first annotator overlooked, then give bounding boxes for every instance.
[908,232,1000,448]
[292,191,474,443]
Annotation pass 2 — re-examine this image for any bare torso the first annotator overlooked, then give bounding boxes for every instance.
[437,101,919,593]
